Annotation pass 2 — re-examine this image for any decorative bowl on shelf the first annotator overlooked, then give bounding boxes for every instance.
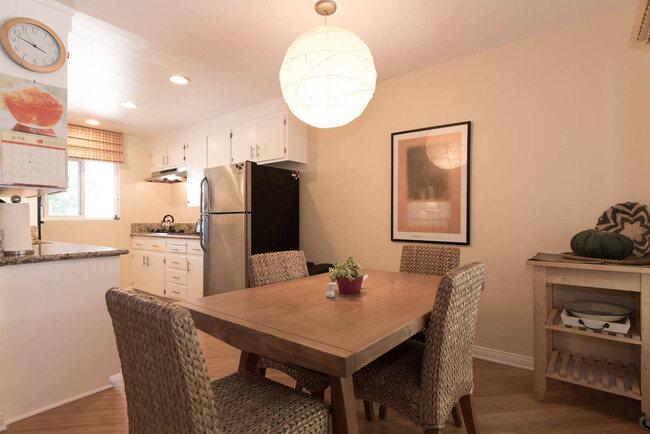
[563,300,632,322]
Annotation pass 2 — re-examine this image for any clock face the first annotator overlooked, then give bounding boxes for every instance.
[0,18,66,73]
[7,23,60,67]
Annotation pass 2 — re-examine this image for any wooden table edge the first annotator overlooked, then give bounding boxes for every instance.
[178,301,355,377]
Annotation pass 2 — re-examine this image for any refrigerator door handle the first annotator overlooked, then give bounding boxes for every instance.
[200,176,209,213]
[200,214,209,252]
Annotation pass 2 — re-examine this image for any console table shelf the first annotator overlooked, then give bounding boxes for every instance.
[545,307,641,345]
[547,349,641,400]
[528,253,650,421]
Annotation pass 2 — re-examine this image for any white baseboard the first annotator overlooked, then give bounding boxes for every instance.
[5,384,113,426]
[473,345,534,371]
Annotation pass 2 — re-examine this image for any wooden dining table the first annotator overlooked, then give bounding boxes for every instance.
[178,269,441,434]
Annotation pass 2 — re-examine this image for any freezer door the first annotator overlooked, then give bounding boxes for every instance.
[203,213,249,295]
[203,163,247,213]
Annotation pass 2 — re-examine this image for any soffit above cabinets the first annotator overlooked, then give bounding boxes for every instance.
[58,0,636,137]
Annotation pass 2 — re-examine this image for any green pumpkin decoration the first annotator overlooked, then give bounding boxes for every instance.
[570,229,634,260]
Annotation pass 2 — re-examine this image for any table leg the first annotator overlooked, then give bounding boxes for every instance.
[238,351,259,372]
[329,375,358,434]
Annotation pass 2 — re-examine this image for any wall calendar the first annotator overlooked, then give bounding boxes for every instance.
[0,130,67,188]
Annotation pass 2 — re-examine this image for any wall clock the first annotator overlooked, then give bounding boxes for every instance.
[0,17,66,73]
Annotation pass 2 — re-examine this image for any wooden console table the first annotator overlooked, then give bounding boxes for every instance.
[528,253,650,421]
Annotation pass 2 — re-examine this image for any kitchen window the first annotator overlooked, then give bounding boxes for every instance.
[46,159,120,219]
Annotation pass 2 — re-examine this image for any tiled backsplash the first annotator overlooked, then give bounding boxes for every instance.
[131,222,197,234]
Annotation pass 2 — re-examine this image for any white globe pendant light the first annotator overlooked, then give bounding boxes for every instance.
[279,0,377,128]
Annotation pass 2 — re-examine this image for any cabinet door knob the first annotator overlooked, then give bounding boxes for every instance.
[250,145,254,158]
[256,144,260,158]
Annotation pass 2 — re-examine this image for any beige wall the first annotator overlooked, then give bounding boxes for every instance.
[299,7,650,358]
[42,135,193,287]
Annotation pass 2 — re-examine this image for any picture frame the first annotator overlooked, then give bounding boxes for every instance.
[391,121,471,245]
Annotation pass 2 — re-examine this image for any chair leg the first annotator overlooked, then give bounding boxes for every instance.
[257,367,266,377]
[459,393,479,434]
[451,401,462,427]
[363,400,375,421]
[295,381,303,391]
[311,390,325,401]
[378,404,387,420]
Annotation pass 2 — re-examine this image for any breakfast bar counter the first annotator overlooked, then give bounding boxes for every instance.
[0,241,127,429]
[0,241,128,266]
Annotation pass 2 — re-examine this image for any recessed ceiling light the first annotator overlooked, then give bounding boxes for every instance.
[120,101,139,109]
[169,74,190,85]
[86,119,100,125]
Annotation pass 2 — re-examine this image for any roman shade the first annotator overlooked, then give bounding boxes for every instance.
[67,124,124,163]
[631,0,650,48]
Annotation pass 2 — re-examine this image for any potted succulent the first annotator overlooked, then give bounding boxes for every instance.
[329,256,364,295]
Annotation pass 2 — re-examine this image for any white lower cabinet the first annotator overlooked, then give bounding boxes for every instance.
[131,236,204,301]
[132,250,165,297]
[187,255,204,299]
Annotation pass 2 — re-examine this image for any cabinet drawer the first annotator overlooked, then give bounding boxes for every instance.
[187,241,202,255]
[167,268,188,285]
[167,255,187,271]
[132,237,146,250]
[143,239,166,252]
[166,282,187,301]
[167,242,187,254]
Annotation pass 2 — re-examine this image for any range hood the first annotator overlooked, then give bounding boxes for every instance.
[146,167,187,183]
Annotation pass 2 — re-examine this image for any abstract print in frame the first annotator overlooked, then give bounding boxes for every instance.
[391,121,470,245]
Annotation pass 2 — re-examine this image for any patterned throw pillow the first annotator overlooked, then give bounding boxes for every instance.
[595,202,650,257]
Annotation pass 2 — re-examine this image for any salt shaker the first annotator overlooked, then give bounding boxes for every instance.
[326,282,336,298]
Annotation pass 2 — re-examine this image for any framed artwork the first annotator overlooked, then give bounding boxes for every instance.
[391,121,471,245]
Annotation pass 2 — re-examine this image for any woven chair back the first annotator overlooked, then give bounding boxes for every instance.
[248,250,309,287]
[399,245,460,276]
[105,288,220,433]
[419,262,485,427]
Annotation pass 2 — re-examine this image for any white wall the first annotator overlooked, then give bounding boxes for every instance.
[299,7,650,358]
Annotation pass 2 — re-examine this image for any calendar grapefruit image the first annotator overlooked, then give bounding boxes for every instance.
[0,72,67,139]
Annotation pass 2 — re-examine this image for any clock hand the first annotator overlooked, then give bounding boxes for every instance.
[17,36,46,54]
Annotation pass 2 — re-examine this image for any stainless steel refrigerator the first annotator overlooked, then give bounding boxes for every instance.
[199,161,299,295]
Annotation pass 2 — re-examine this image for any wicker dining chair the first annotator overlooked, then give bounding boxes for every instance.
[367,245,463,422]
[105,288,329,433]
[400,245,461,345]
[354,262,485,434]
[399,245,461,276]
[248,250,330,398]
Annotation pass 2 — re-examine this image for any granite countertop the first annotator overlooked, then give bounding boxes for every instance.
[0,241,129,267]
[130,222,199,239]
[131,232,200,239]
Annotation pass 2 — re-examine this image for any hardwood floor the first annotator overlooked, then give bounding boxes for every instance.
[5,331,646,433]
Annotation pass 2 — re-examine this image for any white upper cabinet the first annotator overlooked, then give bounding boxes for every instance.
[230,120,256,163]
[185,135,207,207]
[151,141,186,171]
[166,142,186,168]
[254,112,285,162]
[230,111,306,165]
[151,145,167,171]
[207,128,231,167]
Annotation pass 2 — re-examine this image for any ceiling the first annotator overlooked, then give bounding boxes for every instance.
[56,0,636,137]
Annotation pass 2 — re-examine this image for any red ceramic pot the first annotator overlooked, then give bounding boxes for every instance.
[336,276,364,295]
